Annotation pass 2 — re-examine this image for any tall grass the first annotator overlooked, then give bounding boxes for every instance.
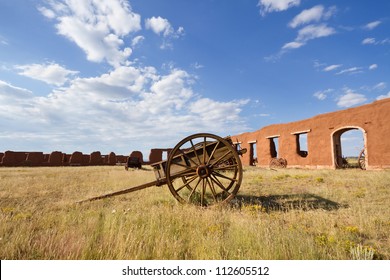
[1,166,389,259]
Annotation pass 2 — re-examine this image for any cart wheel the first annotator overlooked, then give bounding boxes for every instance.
[166,133,243,206]
[358,149,366,170]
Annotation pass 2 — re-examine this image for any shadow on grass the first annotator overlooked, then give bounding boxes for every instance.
[232,193,347,212]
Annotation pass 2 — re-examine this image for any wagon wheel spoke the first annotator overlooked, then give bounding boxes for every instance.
[213,170,238,183]
[203,136,207,164]
[188,177,202,202]
[190,139,202,165]
[201,178,206,206]
[214,164,239,192]
[177,149,200,167]
[204,141,221,165]
[175,174,198,193]
[206,177,218,202]
[183,173,198,181]
[210,150,234,167]
[210,174,232,196]
[206,140,221,165]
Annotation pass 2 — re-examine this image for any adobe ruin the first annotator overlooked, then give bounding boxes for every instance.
[232,98,390,170]
[148,148,172,164]
[0,150,129,167]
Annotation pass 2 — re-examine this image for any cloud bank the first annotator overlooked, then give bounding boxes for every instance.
[0,0,249,154]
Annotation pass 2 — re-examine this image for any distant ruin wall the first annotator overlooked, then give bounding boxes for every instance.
[148,148,172,164]
[0,150,133,167]
[129,151,144,163]
[232,98,390,170]
[90,151,103,165]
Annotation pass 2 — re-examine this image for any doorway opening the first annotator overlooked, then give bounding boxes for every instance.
[332,127,366,169]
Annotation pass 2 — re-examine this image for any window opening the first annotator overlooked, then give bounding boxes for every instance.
[269,137,279,158]
[296,133,308,157]
[249,142,257,166]
[162,151,168,161]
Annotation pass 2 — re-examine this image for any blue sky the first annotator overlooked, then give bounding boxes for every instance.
[0,0,389,157]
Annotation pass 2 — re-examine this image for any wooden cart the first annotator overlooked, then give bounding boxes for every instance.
[78,133,246,206]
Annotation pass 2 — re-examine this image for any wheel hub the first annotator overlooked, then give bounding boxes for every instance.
[197,164,211,178]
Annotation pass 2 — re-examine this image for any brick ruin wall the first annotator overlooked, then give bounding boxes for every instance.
[232,98,390,170]
[0,151,129,167]
[0,148,174,167]
[0,149,170,167]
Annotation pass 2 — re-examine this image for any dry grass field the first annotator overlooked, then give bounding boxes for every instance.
[1,165,390,260]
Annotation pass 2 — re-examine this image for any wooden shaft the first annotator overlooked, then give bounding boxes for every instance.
[76,179,166,204]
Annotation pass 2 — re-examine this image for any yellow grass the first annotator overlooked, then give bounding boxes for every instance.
[1,166,389,259]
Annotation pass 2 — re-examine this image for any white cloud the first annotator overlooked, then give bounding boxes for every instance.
[145,16,185,49]
[289,5,323,28]
[362,38,376,45]
[37,6,56,19]
[39,0,141,67]
[313,60,326,69]
[282,41,304,49]
[0,81,35,127]
[313,92,326,101]
[373,82,386,91]
[377,92,390,100]
[363,20,381,30]
[145,16,173,37]
[0,35,8,45]
[282,24,336,50]
[15,63,78,86]
[381,38,390,45]
[313,89,333,100]
[296,24,336,42]
[289,5,335,28]
[362,37,390,46]
[258,0,300,16]
[189,98,249,123]
[131,35,144,48]
[177,27,185,36]
[0,80,33,100]
[323,64,342,72]
[336,67,363,75]
[337,89,367,108]
[369,64,378,70]
[191,62,204,69]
